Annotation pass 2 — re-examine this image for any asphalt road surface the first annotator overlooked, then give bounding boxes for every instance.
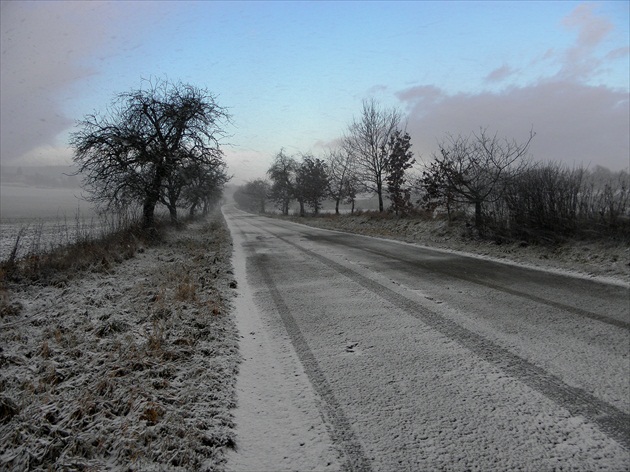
[224,206,630,471]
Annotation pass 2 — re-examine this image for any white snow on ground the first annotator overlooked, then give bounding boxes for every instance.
[224,213,342,471]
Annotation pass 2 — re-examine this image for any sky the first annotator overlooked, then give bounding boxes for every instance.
[1,0,628,185]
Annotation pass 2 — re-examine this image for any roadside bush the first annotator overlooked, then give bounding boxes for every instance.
[486,163,629,243]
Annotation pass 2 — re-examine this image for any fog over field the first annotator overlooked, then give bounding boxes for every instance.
[0,165,94,220]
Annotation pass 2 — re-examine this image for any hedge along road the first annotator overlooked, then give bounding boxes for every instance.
[223,205,630,471]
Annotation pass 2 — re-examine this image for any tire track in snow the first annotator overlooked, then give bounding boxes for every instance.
[249,252,374,472]
[249,221,630,450]
[353,243,630,331]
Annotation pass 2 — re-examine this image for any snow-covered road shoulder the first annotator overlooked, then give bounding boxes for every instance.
[224,207,342,472]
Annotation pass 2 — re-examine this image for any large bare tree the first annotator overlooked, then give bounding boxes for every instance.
[343,99,402,212]
[70,78,230,228]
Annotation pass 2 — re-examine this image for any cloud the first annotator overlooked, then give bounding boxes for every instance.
[395,4,629,172]
[0,2,173,165]
[605,46,630,61]
[554,3,617,81]
[485,65,518,83]
[562,3,613,48]
[397,81,629,171]
[0,2,108,163]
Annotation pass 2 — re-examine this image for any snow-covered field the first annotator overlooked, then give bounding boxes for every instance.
[0,218,109,262]
[0,184,101,261]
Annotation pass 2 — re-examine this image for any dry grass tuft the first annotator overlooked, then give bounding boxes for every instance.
[175,276,198,301]
[140,402,164,426]
[0,396,19,424]
[39,340,51,359]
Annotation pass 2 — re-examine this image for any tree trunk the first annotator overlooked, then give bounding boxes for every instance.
[446,194,452,222]
[377,180,384,212]
[168,205,178,224]
[475,200,482,228]
[299,200,305,217]
[335,198,340,215]
[142,196,157,229]
[143,167,165,229]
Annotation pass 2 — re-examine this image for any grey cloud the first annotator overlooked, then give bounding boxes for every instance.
[485,65,518,83]
[562,4,613,48]
[395,4,629,172]
[397,81,629,171]
[0,2,173,164]
[0,2,108,162]
[605,47,630,61]
[396,85,443,108]
[555,4,618,81]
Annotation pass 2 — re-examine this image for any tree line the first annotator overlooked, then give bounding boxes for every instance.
[235,99,628,242]
[235,99,416,217]
[70,78,627,242]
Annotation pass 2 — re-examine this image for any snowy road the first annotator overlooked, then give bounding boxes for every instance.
[224,206,630,471]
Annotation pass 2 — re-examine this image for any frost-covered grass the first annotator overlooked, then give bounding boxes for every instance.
[0,211,240,470]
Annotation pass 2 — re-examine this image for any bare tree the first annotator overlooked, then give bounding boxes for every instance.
[343,99,402,212]
[325,148,356,214]
[181,160,230,217]
[70,78,230,228]
[423,128,534,229]
[267,149,297,215]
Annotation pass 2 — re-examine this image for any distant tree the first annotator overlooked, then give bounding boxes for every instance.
[419,158,456,219]
[294,155,329,215]
[326,148,356,214]
[70,78,230,228]
[343,99,402,212]
[384,130,415,216]
[423,128,534,229]
[342,174,359,214]
[267,149,297,215]
[233,179,269,213]
[181,160,230,216]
